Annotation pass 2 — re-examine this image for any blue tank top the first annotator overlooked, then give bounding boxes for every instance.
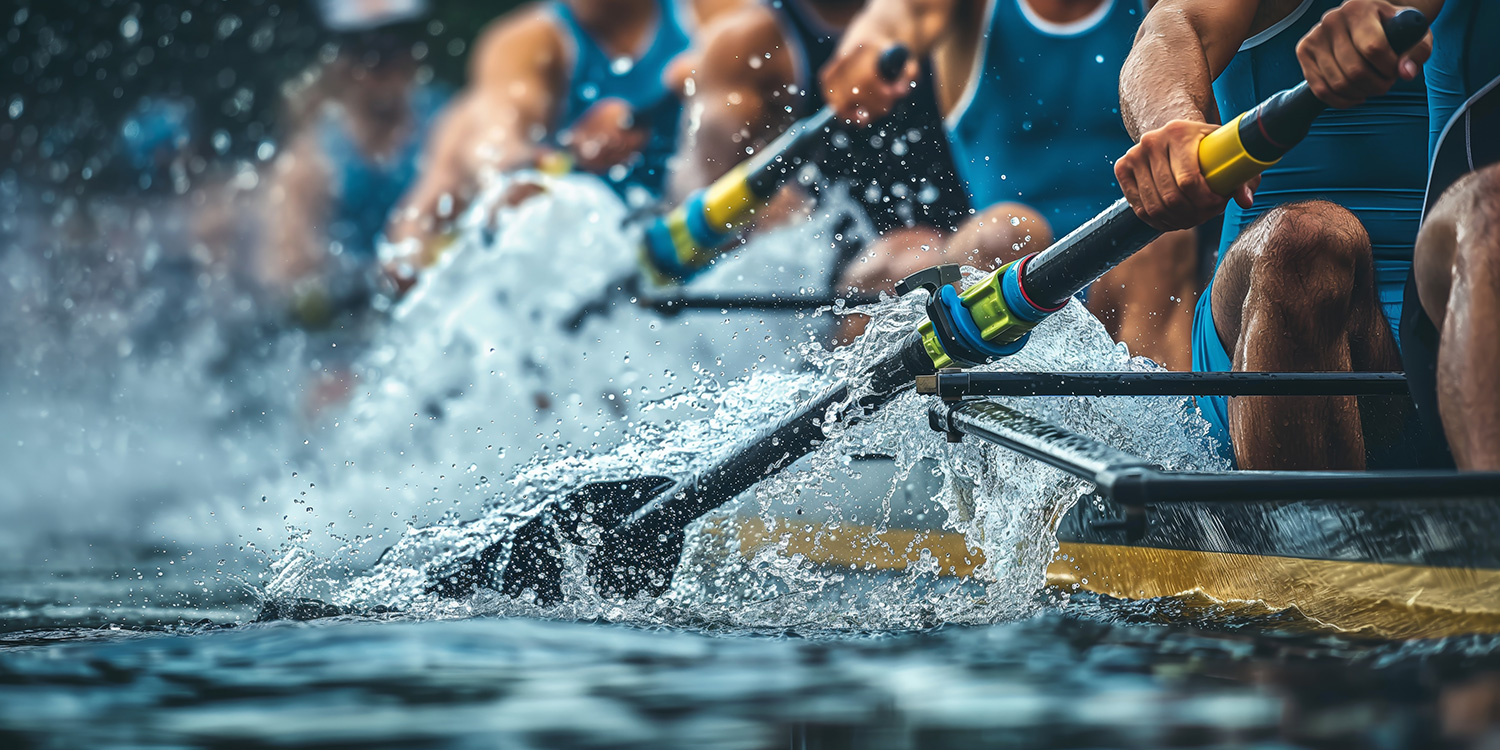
[322,84,449,259]
[1426,0,1500,159]
[552,0,690,195]
[946,0,1141,236]
[1211,0,1428,290]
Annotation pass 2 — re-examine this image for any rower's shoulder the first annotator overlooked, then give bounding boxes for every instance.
[697,3,788,69]
[688,0,763,28]
[469,4,569,80]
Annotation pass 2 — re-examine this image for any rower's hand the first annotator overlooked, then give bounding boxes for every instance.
[821,40,919,126]
[1297,0,1432,109]
[1115,120,1257,231]
[559,98,650,174]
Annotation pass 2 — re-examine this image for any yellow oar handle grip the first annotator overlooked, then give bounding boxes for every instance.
[1198,113,1280,196]
[641,165,759,282]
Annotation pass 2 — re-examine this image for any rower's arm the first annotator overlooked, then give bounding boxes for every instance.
[1113,0,1259,230]
[385,10,567,269]
[819,0,957,123]
[1120,0,1258,139]
[666,5,797,199]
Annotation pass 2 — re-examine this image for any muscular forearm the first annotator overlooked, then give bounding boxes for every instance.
[1120,4,1220,139]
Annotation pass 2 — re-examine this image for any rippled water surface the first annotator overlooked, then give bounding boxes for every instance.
[6,576,1500,750]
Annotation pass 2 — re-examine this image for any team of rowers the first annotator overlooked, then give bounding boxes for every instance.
[271,0,1498,475]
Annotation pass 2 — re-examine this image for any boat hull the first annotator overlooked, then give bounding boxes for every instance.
[727,457,1500,639]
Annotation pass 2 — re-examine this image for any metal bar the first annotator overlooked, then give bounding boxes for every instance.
[641,295,883,313]
[917,371,1410,398]
[1126,470,1500,505]
[931,400,1500,507]
[932,399,1153,480]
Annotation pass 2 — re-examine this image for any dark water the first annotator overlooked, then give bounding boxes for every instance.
[4,561,1500,750]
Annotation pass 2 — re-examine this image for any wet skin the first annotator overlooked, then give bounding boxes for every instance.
[822,0,1200,369]
[664,0,865,216]
[384,0,738,282]
[1116,0,1439,469]
[1211,201,1404,470]
[1413,164,1500,470]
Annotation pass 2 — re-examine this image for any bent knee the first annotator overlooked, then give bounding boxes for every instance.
[1416,164,1500,312]
[1223,201,1373,318]
[1249,200,1371,269]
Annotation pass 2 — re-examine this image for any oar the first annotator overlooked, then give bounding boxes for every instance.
[642,293,884,314]
[638,46,912,283]
[429,10,1430,603]
[566,50,906,328]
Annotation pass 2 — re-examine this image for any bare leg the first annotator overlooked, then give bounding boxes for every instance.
[1087,229,1200,370]
[1414,164,1500,470]
[1211,201,1402,470]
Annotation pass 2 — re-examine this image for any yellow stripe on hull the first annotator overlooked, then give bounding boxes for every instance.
[733,518,986,578]
[726,518,1500,640]
[1050,542,1500,641]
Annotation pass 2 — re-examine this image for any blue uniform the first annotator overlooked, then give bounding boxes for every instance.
[767,0,970,239]
[1424,0,1500,160]
[945,0,1142,236]
[552,0,690,196]
[1191,0,1429,463]
[1399,0,1500,468]
[323,84,450,259]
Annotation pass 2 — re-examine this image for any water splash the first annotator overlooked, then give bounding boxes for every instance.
[252,172,861,598]
[290,253,1223,629]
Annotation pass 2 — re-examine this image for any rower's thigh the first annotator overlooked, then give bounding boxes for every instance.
[945,202,1052,271]
[1209,200,1380,358]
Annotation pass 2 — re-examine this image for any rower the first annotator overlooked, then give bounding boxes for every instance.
[1117,0,1433,470]
[665,0,970,291]
[384,0,731,286]
[1402,0,1500,470]
[261,0,446,325]
[819,0,1201,369]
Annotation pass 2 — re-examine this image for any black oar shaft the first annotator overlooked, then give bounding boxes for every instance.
[619,332,934,535]
[1019,199,1159,310]
[643,294,882,313]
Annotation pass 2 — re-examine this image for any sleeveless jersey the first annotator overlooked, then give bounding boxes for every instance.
[768,0,971,235]
[1426,0,1500,158]
[553,0,691,195]
[945,0,1142,237]
[1209,0,1428,292]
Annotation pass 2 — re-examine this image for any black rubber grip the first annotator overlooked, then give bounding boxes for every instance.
[1382,8,1430,54]
[876,46,909,83]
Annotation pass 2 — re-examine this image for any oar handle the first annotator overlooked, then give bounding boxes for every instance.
[876,46,910,82]
[911,10,1429,369]
[1200,8,1429,194]
[641,46,910,282]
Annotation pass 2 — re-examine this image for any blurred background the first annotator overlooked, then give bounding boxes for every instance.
[0,0,517,560]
